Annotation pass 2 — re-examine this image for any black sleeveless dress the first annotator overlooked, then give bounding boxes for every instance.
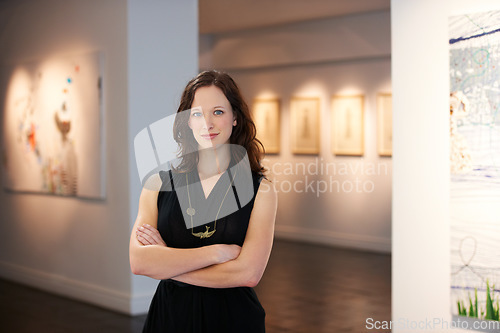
[141,165,266,333]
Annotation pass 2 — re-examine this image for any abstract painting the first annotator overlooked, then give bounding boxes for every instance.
[449,11,500,327]
[1,52,104,199]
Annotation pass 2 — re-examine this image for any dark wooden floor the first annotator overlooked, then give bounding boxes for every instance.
[0,240,391,333]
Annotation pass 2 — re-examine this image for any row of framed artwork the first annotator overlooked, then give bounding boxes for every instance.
[251,94,392,156]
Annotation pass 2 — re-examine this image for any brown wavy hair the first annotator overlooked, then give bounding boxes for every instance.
[172,70,266,176]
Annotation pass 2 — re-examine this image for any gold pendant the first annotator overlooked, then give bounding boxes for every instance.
[192,226,215,239]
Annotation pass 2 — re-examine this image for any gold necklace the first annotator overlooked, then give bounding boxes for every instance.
[185,167,237,239]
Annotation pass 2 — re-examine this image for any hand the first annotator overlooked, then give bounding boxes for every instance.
[215,244,241,264]
[136,224,166,246]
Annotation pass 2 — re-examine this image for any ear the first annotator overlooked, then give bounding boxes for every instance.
[233,117,237,126]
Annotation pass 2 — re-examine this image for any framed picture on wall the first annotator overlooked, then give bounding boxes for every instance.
[377,93,392,156]
[331,95,364,156]
[1,51,105,199]
[252,98,280,154]
[290,97,320,154]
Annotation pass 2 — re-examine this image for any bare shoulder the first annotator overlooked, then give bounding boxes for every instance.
[254,177,278,207]
[143,173,166,192]
[140,171,173,204]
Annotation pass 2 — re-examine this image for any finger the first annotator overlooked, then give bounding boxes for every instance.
[137,228,164,246]
[136,233,151,246]
[136,229,152,244]
[137,229,155,245]
[141,225,166,245]
[138,225,157,238]
[141,225,158,236]
[149,230,165,245]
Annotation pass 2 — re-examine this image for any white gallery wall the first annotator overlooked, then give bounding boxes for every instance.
[201,10,392,252]
[0,0,198,315]
[392,0,500,332]
[0,0,131,312]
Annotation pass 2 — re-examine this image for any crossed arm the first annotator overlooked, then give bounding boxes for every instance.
[129,178,277,288]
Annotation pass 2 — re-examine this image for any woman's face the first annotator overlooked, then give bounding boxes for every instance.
[188,85,236,149]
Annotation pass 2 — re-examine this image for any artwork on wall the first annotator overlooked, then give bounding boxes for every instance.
[449,11,500,326]
[252,98,280,154]
[2,52,105,199]
[290,97,320,154]
[331,95,364,156]
[376,93,392,156]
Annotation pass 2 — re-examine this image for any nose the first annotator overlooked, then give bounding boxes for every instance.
[202,113,214,130]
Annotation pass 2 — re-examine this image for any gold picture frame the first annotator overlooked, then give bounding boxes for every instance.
[290,97,320,154]
[252,98,280,154]
[377,93,392,156]
[331,95,364,156]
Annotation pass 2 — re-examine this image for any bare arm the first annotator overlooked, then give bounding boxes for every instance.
[170,178,277,288]
[129,178,240,280]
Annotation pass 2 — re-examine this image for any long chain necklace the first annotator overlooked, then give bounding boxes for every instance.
[185,167,237,239]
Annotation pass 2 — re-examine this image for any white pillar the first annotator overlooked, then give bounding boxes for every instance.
[391,0,500,331]
[127,0,198,314]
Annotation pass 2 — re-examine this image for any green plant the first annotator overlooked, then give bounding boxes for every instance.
[484,280,499,321]
[456,280,499,321]
[467,289,478,318]
[458,300,466,316]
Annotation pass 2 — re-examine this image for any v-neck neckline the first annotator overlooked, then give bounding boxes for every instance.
[195,168,229,201]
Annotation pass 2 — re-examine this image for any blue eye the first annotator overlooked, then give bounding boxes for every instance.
[214,110,224,115]
[191,112,202,117]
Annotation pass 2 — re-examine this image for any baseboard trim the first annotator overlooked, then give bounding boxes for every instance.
[274,224,391,253]
[0,260,152,315]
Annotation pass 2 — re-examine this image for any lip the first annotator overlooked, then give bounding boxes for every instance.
[200,133,219,140]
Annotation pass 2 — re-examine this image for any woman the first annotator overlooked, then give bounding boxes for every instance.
[130,70,277,332]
